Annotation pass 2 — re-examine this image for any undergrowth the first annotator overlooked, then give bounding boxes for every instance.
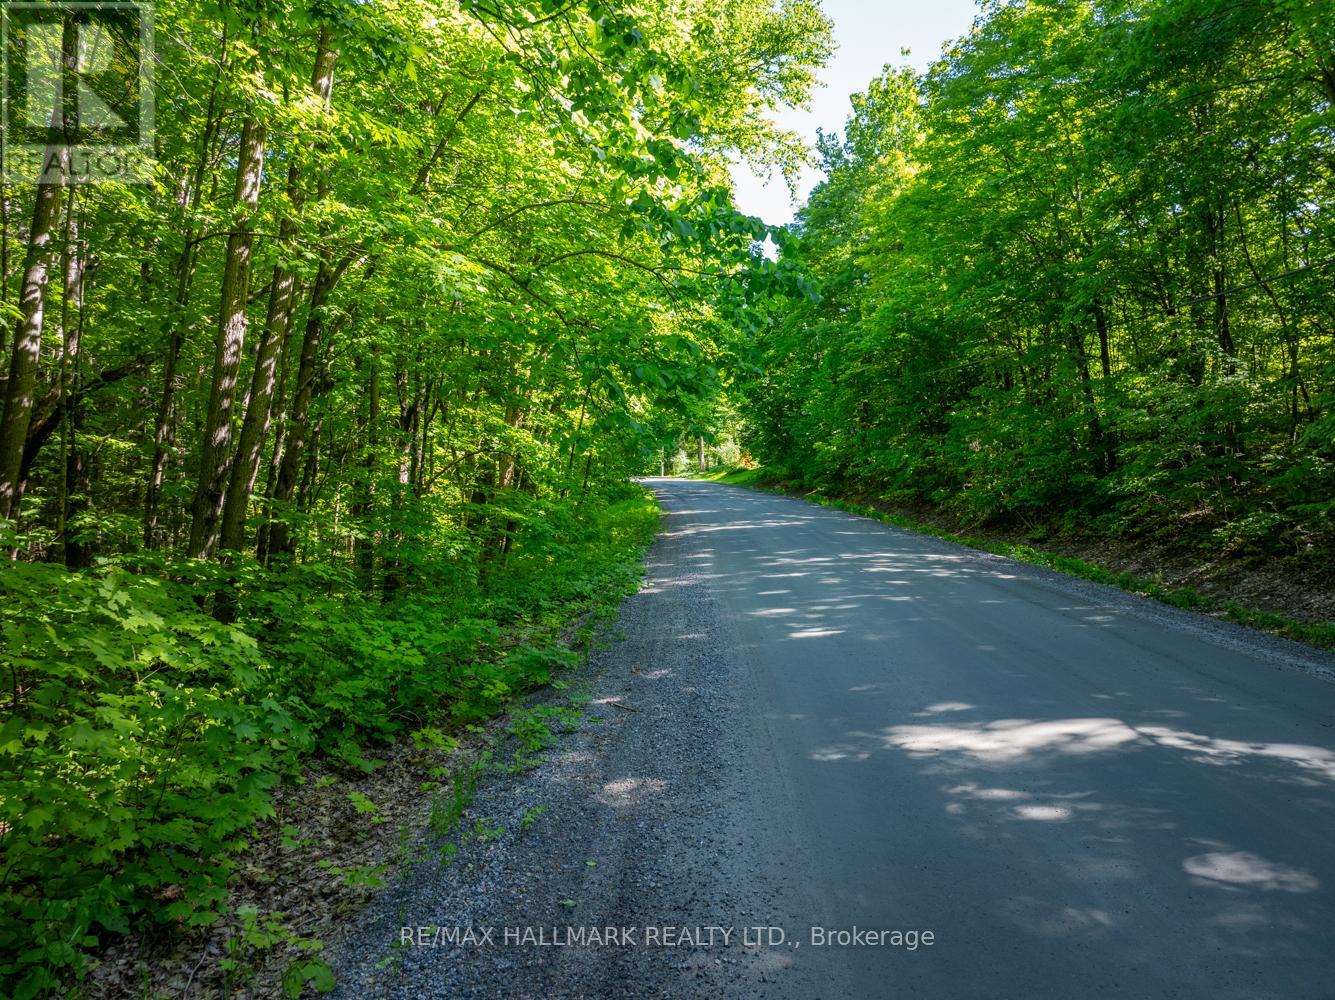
[0,490,659,997]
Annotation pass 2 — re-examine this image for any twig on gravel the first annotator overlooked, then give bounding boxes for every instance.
[609,702,641,712]
[181,941,208,1000]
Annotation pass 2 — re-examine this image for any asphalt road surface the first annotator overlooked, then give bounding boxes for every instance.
[334,479,1335,999]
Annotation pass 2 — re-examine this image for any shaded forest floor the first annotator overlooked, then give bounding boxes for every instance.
[690,467,1335,649]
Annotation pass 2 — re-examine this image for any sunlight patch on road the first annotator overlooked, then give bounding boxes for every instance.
[1184,852,1319,893]
[1014,804,1073,821]
[916,702,977,716]
[810,742,872,762]
[946,783,1028,801]
[663,519,808,538]
[886,718,1141,761]
[875,716,1335,782]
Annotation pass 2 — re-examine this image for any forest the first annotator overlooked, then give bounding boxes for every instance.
[1,0,1332,994]
[739,0,1335,572]
[0,0,829,992]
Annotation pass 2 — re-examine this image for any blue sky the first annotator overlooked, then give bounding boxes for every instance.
[731,0,981,226]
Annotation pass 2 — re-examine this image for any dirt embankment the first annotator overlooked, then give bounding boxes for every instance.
[878,498,1333,626]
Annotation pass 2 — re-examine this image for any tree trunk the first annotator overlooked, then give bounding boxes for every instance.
[188,117,267,557]
[1068,327,1111,477]
[0,20,76,522]
[219,29,337,554]
[217,230,296,553]
[352,341,380,589]
[260,262,336,560]
[58,189,89,567]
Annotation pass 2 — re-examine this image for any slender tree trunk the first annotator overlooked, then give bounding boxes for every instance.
[57,190,90,567]
[296,405,325,513]
[1203,203,1235,361]
[142,289,185,545]
[380,363,421,597]
[217,239,294,552]
[1,176,9,322]
[219,28,336,553]
[352,341,380,589]
[260,263,335,559]
[1092,302,1117,472]
[1093,301,1112,380]
[0,20,76,522]
[188,117,267,557]
[255,325,294,562]
[498,402,523,491]
[63,430,91,568]
[579,450,593,500]
[1068,327,1111,477]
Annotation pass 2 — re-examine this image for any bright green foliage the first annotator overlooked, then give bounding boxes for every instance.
[738,0,1335,564]
[0,0,831,989]
[0,489,659,992]
[0,550,308,993]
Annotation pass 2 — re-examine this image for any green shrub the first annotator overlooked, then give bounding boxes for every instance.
[0,558,310,997]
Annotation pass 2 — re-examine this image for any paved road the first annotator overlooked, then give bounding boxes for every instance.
[336,479,1335,999]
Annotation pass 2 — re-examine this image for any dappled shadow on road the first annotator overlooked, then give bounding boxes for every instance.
[644,480,1335,993]
[648,486,1138,648]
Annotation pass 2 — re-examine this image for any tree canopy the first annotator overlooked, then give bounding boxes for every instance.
[739,0,1334,561]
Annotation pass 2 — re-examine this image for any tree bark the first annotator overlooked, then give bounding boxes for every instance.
[57,189,88,566]
[260,262,336,560]
[352,341,380,589]
[1068,327,1112,477]
[219,28,336,553]
[188,116,267,557]
[0,19,76,522]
